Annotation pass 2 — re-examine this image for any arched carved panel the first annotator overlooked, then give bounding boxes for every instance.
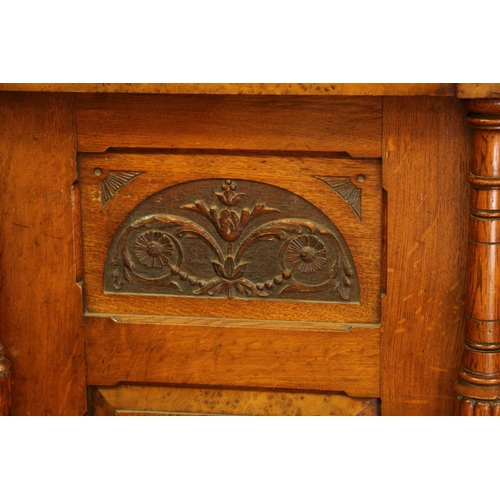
[104,178,360,303]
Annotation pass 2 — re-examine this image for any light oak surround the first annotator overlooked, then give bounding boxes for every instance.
[0,83,496,416]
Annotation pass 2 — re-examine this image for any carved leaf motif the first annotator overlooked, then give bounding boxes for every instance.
[100,171,143,208]
[183,191,279,243]
[315,176,361,220]
[131,214,225,262]
[332,257,353,300]
[212,262,226,278]
[216,192,245,206]
[111,249,133,290]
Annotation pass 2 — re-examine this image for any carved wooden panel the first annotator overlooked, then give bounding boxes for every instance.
[80,153,382,324]
[104,178,360,303]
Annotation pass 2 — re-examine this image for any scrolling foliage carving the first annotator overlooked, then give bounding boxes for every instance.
[105,179,359,303]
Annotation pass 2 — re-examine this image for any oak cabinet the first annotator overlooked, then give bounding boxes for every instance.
[1,84,498,415]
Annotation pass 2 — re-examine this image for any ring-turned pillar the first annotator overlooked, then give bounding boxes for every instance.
[455,99,500,415]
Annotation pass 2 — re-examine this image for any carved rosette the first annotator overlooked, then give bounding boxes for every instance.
[105,179,359,303]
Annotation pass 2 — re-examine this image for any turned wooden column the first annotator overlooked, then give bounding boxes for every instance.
[0,343,11,416]
[455,99,500,415]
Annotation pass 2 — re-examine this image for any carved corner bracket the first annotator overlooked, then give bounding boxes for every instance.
[315,176,362,220]
[100,170,143,208]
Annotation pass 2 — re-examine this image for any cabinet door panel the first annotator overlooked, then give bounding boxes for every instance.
[80,153,382,324]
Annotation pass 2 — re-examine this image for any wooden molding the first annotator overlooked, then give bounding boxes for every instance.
[457,84,500,99]
[0,83,456,96]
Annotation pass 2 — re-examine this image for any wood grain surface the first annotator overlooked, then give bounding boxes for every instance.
[455,100,500,414]
[75,94,382,156]
[1,88,473,416]
[381,96,470,415]
[457,84,500,99]
[0,83,456,96]
[0,92,86,415]
[91,384,380,416]
[85,316,380,398]
[79,154,382,324]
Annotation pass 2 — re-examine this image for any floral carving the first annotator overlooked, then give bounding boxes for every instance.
[183,179,279,242]
[134,231,174,268]
[105,179,359,303]
[285,235,327,273]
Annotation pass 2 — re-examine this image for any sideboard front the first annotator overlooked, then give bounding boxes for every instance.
[0,89,471,415]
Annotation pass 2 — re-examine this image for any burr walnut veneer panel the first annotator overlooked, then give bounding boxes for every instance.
[91,384,380,416]
[0,82,455,97]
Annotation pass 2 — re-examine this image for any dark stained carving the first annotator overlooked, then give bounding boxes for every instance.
[315,176,361,220]
[105,179,359,303]
[100,171,143,208]
[0,343,12,416]
[0,343,10,378]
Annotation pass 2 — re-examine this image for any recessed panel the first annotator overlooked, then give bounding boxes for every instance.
[80,153,382,324]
